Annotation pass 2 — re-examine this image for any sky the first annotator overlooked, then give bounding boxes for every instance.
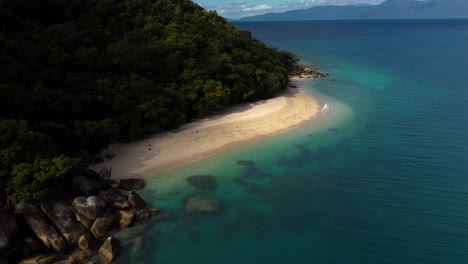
[193,0,386,19]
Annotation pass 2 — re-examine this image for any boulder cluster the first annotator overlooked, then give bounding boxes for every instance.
[0,166,162,264]
[291,64,330,80]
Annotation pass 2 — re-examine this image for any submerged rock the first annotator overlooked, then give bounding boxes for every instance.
[134,208,161,223]
[72,196,106,220]
[118,179,146,191]
[184,193,223,214]
[186,175,217,190]
[0,208,19,255]
[15,203,66,252]
[98,236,121,262]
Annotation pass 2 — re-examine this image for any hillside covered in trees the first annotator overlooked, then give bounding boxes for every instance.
[0,0,298,202]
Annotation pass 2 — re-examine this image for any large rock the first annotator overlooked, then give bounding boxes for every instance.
[98,189,130,209]
[75,212,94,230]
[115,210,134,228]
[78,235,91,250]
[52,260,72,264]
[184,193,223,214]
[72,176,102,196]
[134,208,160,223]
[72,196,106,220]
[68,249,94,263]
[40,201,90,246]
[75,168,99,181]
[186,175,217,190]
[90,213,115,238]
[0,208,19,255]
[0,184,7,208]
[128,191,146,210]
[15,203,66,252]
[20,237,43,256]
[18,254,57,264]
[98,236,121,262]
[0,256,9,264]
[98,166,112,183]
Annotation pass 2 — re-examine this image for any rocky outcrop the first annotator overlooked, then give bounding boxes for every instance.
[72,196,106,220]
[0,209,19,255]
[115,210,134,228]
[98,236,121,262]
[72,176,102,196]
[118,179,146,191]
[184,193,223,214]
[7,166,165,263]
[292,64,330,79]
[40,201,90,246]
[15,203,66,252]
[128,192,146,210]
[90,213,115,238]
[98,189,130,209]
[186,175,217,190]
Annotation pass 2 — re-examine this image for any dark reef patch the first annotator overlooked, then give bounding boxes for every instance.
[237,160,255,166]
[183,193,224,215]
[186,175,218,190]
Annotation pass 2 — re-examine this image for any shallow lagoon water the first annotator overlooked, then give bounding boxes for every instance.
[118,20,468,264]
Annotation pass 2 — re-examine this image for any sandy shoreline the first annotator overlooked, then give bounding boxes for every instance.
[91,80,327,180]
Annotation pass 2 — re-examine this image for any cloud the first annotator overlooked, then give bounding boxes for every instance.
[244,4,273,11]
[200,0,385,19]
[231,0,247,5]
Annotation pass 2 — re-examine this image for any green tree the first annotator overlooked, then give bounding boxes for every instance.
[9,155,81,203]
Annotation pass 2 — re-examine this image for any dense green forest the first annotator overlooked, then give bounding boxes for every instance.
[0,0,298,202]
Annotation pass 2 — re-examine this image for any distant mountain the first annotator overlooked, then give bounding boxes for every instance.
[239,0,468,21]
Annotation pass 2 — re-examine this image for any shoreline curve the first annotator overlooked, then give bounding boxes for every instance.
[91,79,328,180]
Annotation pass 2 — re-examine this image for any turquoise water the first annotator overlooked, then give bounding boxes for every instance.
[117,20,468,264]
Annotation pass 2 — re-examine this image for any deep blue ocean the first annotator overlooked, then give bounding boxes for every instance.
[117,20,468,264]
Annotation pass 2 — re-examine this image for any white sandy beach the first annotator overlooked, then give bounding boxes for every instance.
[92,84,326,180]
